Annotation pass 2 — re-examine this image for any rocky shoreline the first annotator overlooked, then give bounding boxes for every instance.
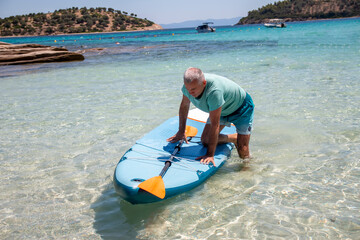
[0,41,84,65]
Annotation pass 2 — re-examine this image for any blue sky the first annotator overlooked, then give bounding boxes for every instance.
[0,0,277,24]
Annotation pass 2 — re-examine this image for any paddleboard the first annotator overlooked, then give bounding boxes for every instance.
[113,108,236,204]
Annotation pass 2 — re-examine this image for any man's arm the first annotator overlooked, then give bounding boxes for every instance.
[167,95,190,143]
[197,106,222,166]
[206,107,222,156]
[178,94,190,136]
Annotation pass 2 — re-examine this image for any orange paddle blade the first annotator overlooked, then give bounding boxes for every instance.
[138,176,166,199]
[185,125,198,138]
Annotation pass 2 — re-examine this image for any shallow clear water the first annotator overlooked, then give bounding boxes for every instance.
[1,18,360,239]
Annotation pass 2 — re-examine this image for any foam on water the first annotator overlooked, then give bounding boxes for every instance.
[1,18,360,239]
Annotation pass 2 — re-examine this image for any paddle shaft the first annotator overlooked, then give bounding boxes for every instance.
[159,137,191,177]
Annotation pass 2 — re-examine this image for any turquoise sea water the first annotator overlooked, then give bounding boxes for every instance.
[1,18,360,239]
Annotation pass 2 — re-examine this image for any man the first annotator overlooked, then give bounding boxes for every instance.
[167,67,254,166]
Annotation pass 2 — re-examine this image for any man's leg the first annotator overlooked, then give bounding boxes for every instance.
[201,124,250,158]
[236,134,251,159]
[201,124,242,147]
[201,124,227,147]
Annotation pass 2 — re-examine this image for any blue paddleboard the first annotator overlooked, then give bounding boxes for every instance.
[113,109,236,204]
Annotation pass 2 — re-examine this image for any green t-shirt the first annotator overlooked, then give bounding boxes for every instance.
[182,73,246,116]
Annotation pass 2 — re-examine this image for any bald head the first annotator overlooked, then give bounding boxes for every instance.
[183,67,205,85]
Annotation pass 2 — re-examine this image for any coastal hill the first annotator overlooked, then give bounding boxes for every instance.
[238,0,360,24]
[0,7,162,37]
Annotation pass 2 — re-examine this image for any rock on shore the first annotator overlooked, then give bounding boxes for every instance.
[0,41,84,65]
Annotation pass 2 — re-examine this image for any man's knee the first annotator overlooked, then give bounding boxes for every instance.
[201,125,211,147]
[236,134,251,159]
[201,135,209,147]
[237,145,250,159]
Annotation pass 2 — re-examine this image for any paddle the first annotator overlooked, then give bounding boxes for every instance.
[138,125,198,199]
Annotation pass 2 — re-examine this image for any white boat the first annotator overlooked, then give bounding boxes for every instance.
[264,19,286,28]
[196,22,216,33]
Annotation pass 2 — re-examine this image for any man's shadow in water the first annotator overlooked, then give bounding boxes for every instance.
[91,166,248,240]
[90,142,203,239]
[91,182,198,240]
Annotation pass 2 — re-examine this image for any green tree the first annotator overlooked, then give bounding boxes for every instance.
[13,28,21,35]
[58,23,65,32]
[52,14,60,20]
[4,21,11,28]
[45,27,54,34]
[86,19,94,28]
[1,30,13,36]
[76,17,85,24]
[80,7,87,15]
[12,18,19,25]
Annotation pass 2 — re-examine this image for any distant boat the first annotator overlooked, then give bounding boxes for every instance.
[264,19,286,28]
[196,22,216,33]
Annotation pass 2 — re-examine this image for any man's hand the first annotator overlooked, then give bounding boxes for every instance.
[196,155,216,167]
[167,131,189,144]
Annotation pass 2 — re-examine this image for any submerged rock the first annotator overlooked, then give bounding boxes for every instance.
[76,48,106,54]
[0,41,84,65]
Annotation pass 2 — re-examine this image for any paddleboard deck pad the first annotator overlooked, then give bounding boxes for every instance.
[113,108,236,204]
